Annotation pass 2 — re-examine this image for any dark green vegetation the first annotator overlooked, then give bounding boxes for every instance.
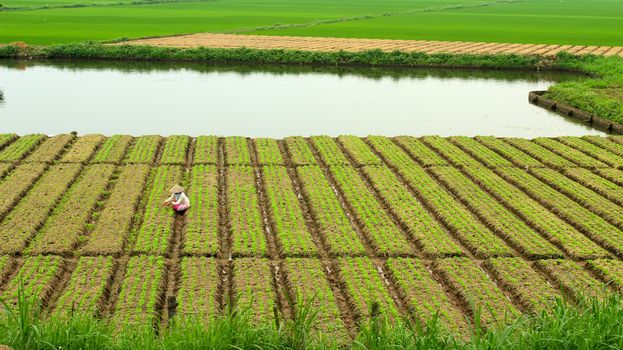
[0,0,621,46]
[2,288,623,349]
[1,43,621,125]
[2,134,623,349]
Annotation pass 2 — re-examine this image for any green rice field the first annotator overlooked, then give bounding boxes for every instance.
[0,0,622,45]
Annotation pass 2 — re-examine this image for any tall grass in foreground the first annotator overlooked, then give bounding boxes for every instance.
[1,285,622,349]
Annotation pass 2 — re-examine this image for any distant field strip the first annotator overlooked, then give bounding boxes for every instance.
[1,133,623,335]
[123,33,623,57]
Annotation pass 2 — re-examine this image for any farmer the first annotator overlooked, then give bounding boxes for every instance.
[163,184,190,214]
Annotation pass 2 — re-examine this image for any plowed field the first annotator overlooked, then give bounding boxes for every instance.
[124,33,623,57]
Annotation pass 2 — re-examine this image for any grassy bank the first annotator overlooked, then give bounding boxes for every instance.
[1,287,622,349]
[1,42,621,125]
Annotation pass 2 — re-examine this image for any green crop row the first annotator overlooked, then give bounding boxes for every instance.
[595,168,623,187]
[284,258,347,336]
[132,166,183,254]
[123,135,162,164]
[530,168,623,230]
[92,135,133,164]
[533,137,606,168]
[536,259,607,300]
[310,136,349,166]
[329,165,412,256]
[586,259,623,291]
[433,257,520,329]
[484,258,560,313]
[0,134,18,150]
[81,165,151,255]
[183,165,219,256]
[227,166,267,256]
[60,134,105,163]
[556,136,623,168]
[449,137,513,167]
[160,135,190,165]
[497,168,623,257]
[24,134,75,163]
[192,136,219,165]
[1,255,63,309]
[0,163,47,219]
[337,135,381,166]
[27,164,115,255]
[176,257,220,321]
[53,256,114,318]
[284,137,317,166]
[0,256,11,280]
[0,134,46,162]
[224,136,251,166]
[367,136,512,258]
[338,257,400,322]
[233,258,275,324]
[430,166,562,259]
[386,257,467,334]
[421,136,481,167]
[503,138,573,168]
[361,165,462,257]
[582,135,623,158]
[0,164,82,254]
[394,136,448,167]
[295,166,365,256]
[254,138,284,166]
[462,166,608,259]
[262,166,317,257]
[474,136,543,168]
[114,256,165,327]
[563,168,623,206]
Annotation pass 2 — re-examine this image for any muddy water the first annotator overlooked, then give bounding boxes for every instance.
[0,60,607,137]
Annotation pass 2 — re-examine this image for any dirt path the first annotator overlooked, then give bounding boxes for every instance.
[121,33,623,57]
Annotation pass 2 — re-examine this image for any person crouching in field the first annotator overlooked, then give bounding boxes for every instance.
[163,184,190,214]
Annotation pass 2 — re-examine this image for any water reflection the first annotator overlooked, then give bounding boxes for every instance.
[0,59,605,137]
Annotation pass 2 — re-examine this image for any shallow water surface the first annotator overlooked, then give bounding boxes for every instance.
[0,60,607,137]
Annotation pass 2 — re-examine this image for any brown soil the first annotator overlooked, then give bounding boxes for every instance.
[119,33,617,57]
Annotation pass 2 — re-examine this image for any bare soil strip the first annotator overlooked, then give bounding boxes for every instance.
[122,33,622,57]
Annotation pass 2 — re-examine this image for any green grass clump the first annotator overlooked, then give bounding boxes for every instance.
[2,283,623,349]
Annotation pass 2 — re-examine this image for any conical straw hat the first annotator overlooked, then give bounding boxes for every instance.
[170,184,185,193]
